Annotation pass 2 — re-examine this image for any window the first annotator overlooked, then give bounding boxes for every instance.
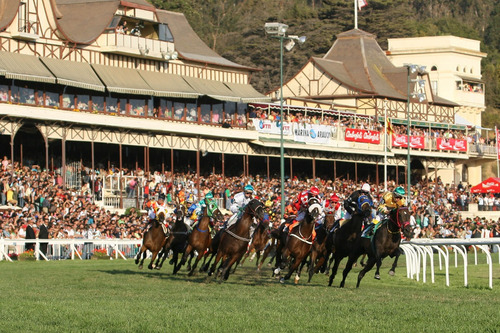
[107,16,121,31]
[76,94,89,110]
[158,24,174,42]
[200,104,211,123]
[160,99,172,119]
[105,96,117,113]
[130,98,145,116]
[212,103,223,124]
[431,66,437,71]
[186,102,198,122]
[62,93,75,109]
[92,95,104,112]
[45,89,59,108]
[0,84,8,102]
[173,102,185,120]
[431,81,438,95]
[236,103,247,127]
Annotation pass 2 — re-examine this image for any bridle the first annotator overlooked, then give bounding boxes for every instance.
[388,206,410,234]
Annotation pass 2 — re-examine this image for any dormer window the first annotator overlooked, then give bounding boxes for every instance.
[158,24,174,42]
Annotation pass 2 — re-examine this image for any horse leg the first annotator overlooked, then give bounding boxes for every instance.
[208,251,224,277]
[389,250,401,276]
[220,255,241,281]
[308,249,318,283]
[188,251,203,277]
[202,252,216,272]
[258,244,272,270]
[174,245,192,274]
[148,250,159,270]
[339,255,359,288]
[328,255,342,286]
[255,251,261,268]
[280,255,301,284]
[374,258,383,280]
[356,256,377,288]
[230,258,241,274]
[136,246,147,269]
[239,246,252,267]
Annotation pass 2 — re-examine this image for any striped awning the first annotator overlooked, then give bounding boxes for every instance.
[40,57,105,92]
[183,76,241,102]
[0,51,56,84]
[138,70,200,99]
[92,64,154,96]
[224,82,271,103]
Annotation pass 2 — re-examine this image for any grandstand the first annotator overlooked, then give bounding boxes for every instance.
[0,0,496,209]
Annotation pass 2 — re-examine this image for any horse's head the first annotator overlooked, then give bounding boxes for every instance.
[245,199,265,221]
[390,206,412,239]
[211,208,224,222]
[174,204,186,221]
[307,197,323,222]
[156,208,167,223]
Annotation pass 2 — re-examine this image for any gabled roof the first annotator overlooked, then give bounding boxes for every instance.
[0,0,20,31]
[322,29,406,100]
[156,10,257,71]
[55,0,119,44]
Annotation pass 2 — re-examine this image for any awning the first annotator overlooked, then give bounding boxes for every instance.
[470,177,500,194]
[138,71,200,99]
[454,114,474,127]
[40,57,105,92]
[92,64,153,96]
[225,82,271,103]
[0,51,56,84]
[183,76,241,102]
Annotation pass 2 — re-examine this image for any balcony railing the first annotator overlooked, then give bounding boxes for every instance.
[97,32,174,59]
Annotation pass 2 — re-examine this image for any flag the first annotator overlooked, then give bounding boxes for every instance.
[358,0,368,10]
[386,119,394,136]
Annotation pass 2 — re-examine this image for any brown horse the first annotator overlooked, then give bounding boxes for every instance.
[154,203,188,272]
[274,197,323,284]
[335,206,412,288]
[174,204,223,276]
[135,208,169,270]
[307,213,336,282]
[239,219,271,270]
[208,199,265,281]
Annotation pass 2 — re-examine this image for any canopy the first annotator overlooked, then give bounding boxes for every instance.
[470,177,500,194]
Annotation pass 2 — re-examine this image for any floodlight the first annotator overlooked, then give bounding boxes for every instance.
[264,22,288,36]
[284,39,296,52]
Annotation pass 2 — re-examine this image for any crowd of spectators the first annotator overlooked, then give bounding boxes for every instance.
[1,157,499,258]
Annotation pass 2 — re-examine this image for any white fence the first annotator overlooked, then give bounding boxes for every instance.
[0,239,143,262]
[400,239,500,289]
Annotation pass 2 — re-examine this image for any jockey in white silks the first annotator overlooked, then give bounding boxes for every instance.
[226,184,254,228]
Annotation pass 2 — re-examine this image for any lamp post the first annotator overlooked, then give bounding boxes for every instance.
[265,23,306,221]
[404,64,426,210]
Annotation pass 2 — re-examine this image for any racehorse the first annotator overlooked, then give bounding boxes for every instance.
[307,213,336,282]
[326,195,372,286]
[135,208,169,270]
[174,203,223,276]
[208,199,265,281]
[335,206,412,288]
[239,218,271,270]
[274,197,323,284]
[154,204,188,272]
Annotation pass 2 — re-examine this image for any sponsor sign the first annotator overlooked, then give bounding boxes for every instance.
[496,127,500,160]
[391,134,425,149]
[344,128,380,144]
[436,138,467,152]
[251,118,291,135]
[293,123,331,145]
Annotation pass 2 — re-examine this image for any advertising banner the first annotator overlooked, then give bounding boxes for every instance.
[251,118,292,135]
[344,128,380,144]
[436,138,467,152]
[292,123,331,145]
[391,134,425,149]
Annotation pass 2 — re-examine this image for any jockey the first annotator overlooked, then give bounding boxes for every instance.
[376,186,406,221]
[285,186,321,234]
[343,183,372,221]
[323,193,342,221]
[226,184,254,228]
[186,195,199,227]
[146,193,170,229]
[192,191,219,230]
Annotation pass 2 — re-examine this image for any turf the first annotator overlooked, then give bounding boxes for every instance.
[1,255,499,333]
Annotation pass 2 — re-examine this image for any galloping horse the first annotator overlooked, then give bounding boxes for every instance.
[327,195,372,286]
[274,197,323,284]
[337,206,412,288]
[174,203,223,276]
[307,213,336,282]
[208,199,265,281]
[239,219,271,270]
[135,208,169,270]
[154,203,188,272]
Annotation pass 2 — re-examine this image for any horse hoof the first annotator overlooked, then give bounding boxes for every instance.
[388,270,395,276]
[294,276,300,285]
[374,274,381,280]
[274,268,281,275]
[279,277,285,284]
[267,263,271,267]
[155,267,161,270]
[138,265,143,270]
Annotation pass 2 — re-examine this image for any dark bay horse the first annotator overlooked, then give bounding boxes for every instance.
[174,204,223,276]
[208,199,265,281]
[135,208,169,270]
[239,219,271,270]
[327,197,372,286]
[336,206,412,288]
[154,204,188,272]
[274,197,323,284]
[307,213,336,282]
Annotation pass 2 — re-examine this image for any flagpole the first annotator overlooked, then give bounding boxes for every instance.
[384,99,388,191]
[354,0,358,29]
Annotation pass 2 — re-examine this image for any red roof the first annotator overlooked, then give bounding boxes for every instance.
[470,177,500,194]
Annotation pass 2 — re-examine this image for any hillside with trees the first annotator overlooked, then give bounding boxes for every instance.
[152,0,500,129]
